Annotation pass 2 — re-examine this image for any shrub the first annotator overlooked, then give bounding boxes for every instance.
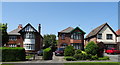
[75,49,82,54]
[73,53,92,60]
[98,56,110,60]
[91,55,98,60]
[85,41,99,55]
[1,47,25,62]
[64,45,75,56]
[64,56,77,61]
[43,48,53,60]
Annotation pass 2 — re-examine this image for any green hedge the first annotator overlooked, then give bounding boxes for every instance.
[64,56,77,61]
[64,46,75,56]
[1,47,25,61]
[42,48,53,60]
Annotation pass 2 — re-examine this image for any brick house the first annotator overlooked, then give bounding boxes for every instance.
[7,23,43,52]
[58,27,86,50]
[116,29,120,50]
[85,23,117,49]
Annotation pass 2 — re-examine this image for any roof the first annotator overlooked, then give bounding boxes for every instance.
[18,23,38,33]
[8,28,21,35]
[60,27,74,33]
[103,42,117,44]
[59,27,85,34]
[116,29,120,35]
[85,23,117,39]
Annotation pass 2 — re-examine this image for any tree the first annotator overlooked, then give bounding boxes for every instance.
[0,23,8,46]
[85,41,99,55]
[43,34,57,50]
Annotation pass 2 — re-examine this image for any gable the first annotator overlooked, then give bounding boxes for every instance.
[19,24,37,32]
[70,27,86,34]
[98,24,116,36]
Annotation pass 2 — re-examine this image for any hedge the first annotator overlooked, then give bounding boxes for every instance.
[42,48,53,60]
[1,47,25,61]
[64,56,77,61]
[64,46,75,56]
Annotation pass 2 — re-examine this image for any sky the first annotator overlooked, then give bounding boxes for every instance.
[2,2,118,37]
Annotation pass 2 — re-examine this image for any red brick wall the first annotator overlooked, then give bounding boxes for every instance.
[8,35,23,47]
[35,33,43,52]
[58,28,85,49]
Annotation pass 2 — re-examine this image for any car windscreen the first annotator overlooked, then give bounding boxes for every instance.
[58,48,64,51]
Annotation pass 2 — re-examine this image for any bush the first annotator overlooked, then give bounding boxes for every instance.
[1,47,25,62]
[85,41,99,55]
[75,49,82,54]
[64,46,75,56]
[91,55,98,60]
[64,56,77,61]
[43,48,53,60]
[98,56,110,60]
[73,53,92,60]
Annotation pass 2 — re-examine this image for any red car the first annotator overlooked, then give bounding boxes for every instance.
[105,48,120,54]
[55,48,64,56]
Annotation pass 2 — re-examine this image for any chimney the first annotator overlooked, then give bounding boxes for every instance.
[18,24,22,29]
[38,24,41,34]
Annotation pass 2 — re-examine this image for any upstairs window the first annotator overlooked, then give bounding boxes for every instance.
[61,34,65,40]
[24,32,35,39]
[9,36,17,41]
[71,33,81,40]
[106,34,112,40]
[97,34,102,39]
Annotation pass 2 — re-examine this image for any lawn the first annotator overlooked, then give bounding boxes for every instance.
[64,62,120,65]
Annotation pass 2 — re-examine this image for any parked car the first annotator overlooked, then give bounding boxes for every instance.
[37,49,43,56]
[55,48,64,56]
[105,48,120,54]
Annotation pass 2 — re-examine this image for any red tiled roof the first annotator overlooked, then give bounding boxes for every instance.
[116,29,120,35]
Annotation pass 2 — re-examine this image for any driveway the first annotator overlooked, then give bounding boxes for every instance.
[104,53,120,62]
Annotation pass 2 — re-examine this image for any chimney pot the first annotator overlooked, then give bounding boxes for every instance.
[18,24,22,29]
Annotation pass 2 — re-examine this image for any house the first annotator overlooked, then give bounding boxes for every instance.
[85,23,117,49]
[116,29,120,50]
[58,27,86,50]
[7,23,43,52]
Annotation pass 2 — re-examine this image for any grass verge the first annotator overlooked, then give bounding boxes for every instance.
[64,62,120,65]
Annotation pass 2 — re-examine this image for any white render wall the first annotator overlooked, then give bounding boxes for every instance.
[97,25,116,43]
[23,39,35,44]
[117,37,120,42]
[23,39,35,50]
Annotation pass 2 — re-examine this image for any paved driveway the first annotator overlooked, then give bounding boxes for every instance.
[104,53,120,62]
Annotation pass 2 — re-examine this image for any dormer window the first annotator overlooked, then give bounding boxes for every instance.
[106,34,112,40]
[97,34,102,39]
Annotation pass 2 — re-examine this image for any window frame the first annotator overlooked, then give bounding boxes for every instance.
[106,34,113,40]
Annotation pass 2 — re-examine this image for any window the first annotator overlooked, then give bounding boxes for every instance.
[24,44,35,50]
[71,43,82,49]
[71,33,81,40]
[9,36,17,41]
[106,34,112,40]
[9,44,16,47]
[61,34,65,40]
[24,32,35,39]
[97,34,102,39]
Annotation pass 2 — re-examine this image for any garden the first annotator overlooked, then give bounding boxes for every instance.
[63,41,110,61]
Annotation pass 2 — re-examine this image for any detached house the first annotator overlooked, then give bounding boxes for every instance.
[7,23,43,52]
[58,27,86,50]
[85,23,117,49]
[116,29,120,50]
